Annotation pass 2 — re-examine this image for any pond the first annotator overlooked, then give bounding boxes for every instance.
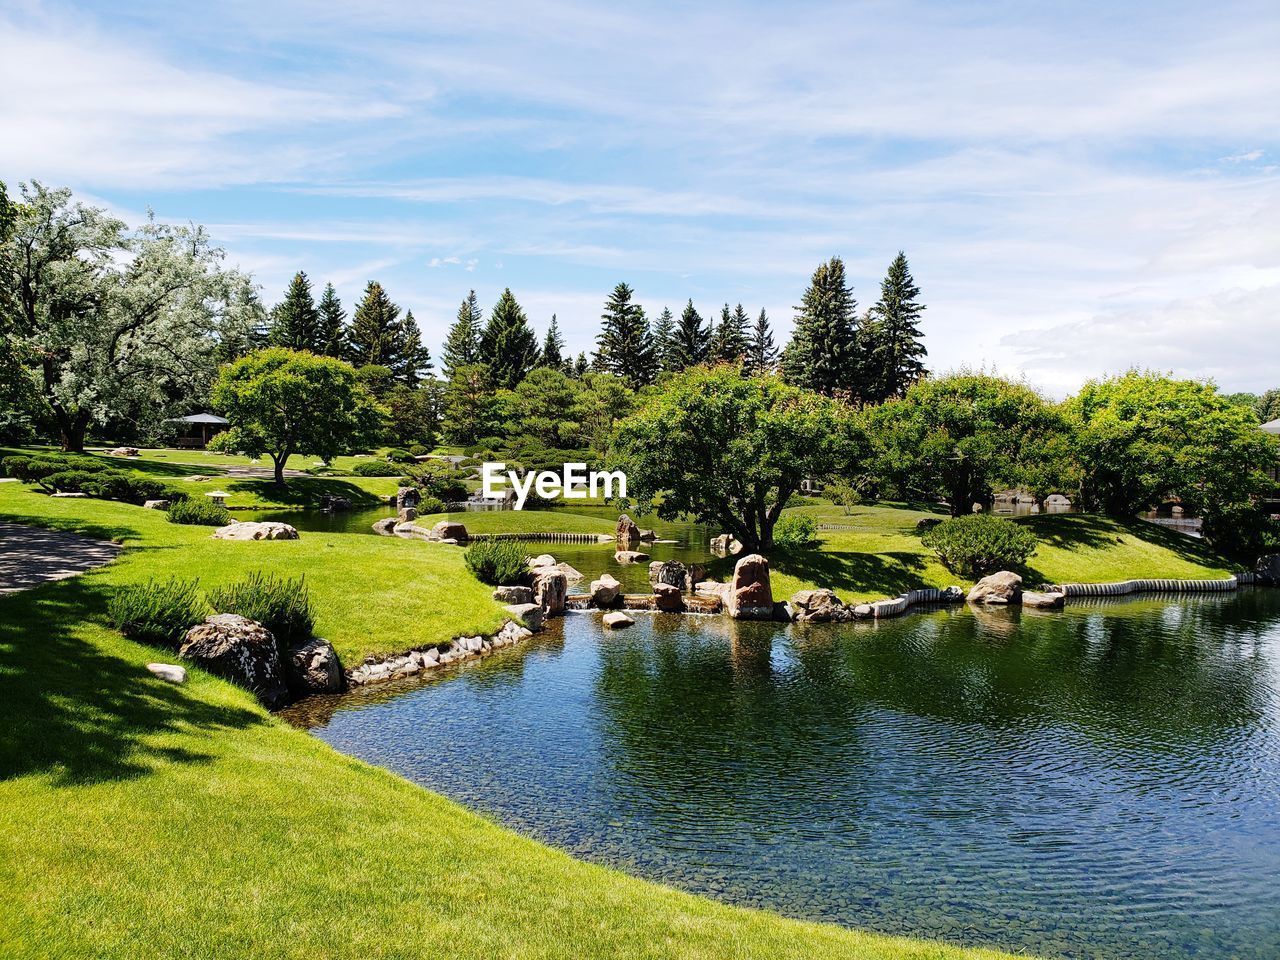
[283,589,1280,960]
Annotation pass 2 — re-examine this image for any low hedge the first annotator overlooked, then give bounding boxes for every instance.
[920,514,1039,577]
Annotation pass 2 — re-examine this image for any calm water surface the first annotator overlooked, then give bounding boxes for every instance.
[286,589,1280,960]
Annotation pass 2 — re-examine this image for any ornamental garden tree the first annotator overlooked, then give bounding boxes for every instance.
[611,366,862,553]
[212,348,383,484]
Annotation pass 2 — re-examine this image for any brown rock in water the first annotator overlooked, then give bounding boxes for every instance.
[602,611,635,629]
[286,638,344,696]
[727,554,773,620]
[966,571,1023,605]
[788,588,849,623]
[431,520,468,542]
[1022,590,1065,609]
[532,569,567,617]
[179,614,287,708]
[589,574,622,607]
[653,582,684,612]
[614,550,650,564]
[648,560,689,592]
[616,514,641,548]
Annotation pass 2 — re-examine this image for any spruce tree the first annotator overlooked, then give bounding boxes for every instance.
[668,299,709,372]
[316,282,347,357]
[780,257,858,396]
[268,271,322,351]
[442,290,483,381]
[593,282,657,386]
[573,352,589,377]
[348,280,401,367]
[710,302,749,363]
[651,306,676,372]
[745,308,778,375]
[540,314,566,371]
[865,251,927,401]
[392,309,433,386]
[479,288,539,389]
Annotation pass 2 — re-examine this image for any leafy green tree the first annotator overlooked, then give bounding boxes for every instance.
[651,306,676,372]
[392,309,433,386]
[744,308,778,375]
[347,281,401,367]
[386,380,443,447]
[1067,371,1278,533]
[572,352,589,378]
[479,288,539,389]
[213,280,269,364]
[868,371,1069,515]
[442,290,483,380]
[316,283,347,357]
[509,367,579,446]
[539,314,566,371]
[268,271,322,351]
[863,251,927,402]
[593,282,656,386]
[612,367,859,551]
[443,363,502,444]
[212,348,382,483]
[572,373,637,451]
[710,303,749,363]
[1258,388,1280,424]
[1,182,241,451]
[781,256,859,397]
[668,299,709,371]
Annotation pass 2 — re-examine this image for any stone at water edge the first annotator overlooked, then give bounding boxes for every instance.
[179,614,287,708]
[648,560,689,592]
[1257,554,1280,585]
[727,553,773,620]
[533,570,568,617]
[211,521,300,541]
[638,529,657,542]
[967,571,1023,605]
[589,574,622,607]
[653,582,684,612]
[616,514,642,548]
[286,638,344,696]
[371,517,398,535]
[493,585,534,604]
[396,486,420,510]
[146,663,186,684]
[431,520,468,542]
[695,580,728,601]
[1022,590,1066,609]
[504,602,544,632]
[398,506,417,523]
[788,588,849,623]
[614,550,650,564]
[602,611,636,629]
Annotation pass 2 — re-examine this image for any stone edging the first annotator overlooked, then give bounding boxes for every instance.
[1051,577,1239,597]
[346,619,534,687]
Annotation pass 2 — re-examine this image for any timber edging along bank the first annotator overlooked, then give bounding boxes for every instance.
[1051,577,1239,597]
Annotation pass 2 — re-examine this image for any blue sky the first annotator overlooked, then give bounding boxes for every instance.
[3,0,1278,394]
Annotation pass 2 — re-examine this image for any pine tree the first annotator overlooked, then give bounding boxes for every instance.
[651,306,676,372]
[745,308,778,375]
[392,309,433,386]
[479,288,539,389]
[316,283,347,357]
[593,282,657,386]
[864,251,927,402]
[573,352,589,377]
[268,271,322,351]
[540,314,566,371]
[668,299,709,372]
[348,280,401,367]
[442,290,483,381]
[781,257,858,396]
[710,302,749,363]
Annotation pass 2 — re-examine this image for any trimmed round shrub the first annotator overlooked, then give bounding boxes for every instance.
[464,539,528,586]
[417,494,445,515]
[207,572,314,650]
[205,431,241,454]
[351,461,402,477]
[3,454,109,485]
[407,444,428,458]
[385,448,417,463]
[921,514,1038,577]
[773,513,818,549]
[167,497,231,526]
[108,577,206,649]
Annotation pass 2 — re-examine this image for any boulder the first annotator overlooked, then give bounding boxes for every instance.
[694,580,728,601]
[493,585,534,604]
[529,554,556,569]
[788,588,849,623]
[648,560,689,592]
[286,638,345,696]
[653,582,684,612]
[966,571,1023,605]
[727,554,773,619]
[146,663,186,684]
[589,574,622,607]
[532,569,567,617]
[1022,590,1065,610]
[179,614,287,708]
[109,446,140,457]
[372,517,398,536]
[638,529,657,542]
[602,611,636,629]
[396,486,421,510]
[431,520,468,542]
[710,534,743,556]
[616,514,642,548]
[941,586,966,602]
[614,550,650,564]
[398,507,418,523]
[1257,554,1280,585]
[142,499,170,511]
[319,494,352,511]
[852,604,873,618]
[916,517,943,531]
[504,602,544,632]
[526,554,584,583]
[211,521,300,541]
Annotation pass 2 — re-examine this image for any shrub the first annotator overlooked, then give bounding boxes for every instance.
[108,578,205,649]
[773,513,818,549]
[3,454,108,485]
[207,572,314,649]
[351,460,402,477]
[407,443,428,458]
[921,514,1038,577]
[401,462,469,501]
[167,497,231,526]
[463,539,528,585]
[417,494,445,515]
[385,448,417,463]
[205,431,241,454]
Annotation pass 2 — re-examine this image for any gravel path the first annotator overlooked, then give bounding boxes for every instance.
[0,522,122,594]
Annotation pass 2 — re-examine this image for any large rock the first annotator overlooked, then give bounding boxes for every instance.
[654,582,684,612]
[1022,590,1065,609]
[527,554,584,583]
[286,638,345,696]
[788,588,850,623]
[212,521,300,541]
[727,554,773,619]
[179,614,287,708]
[616,514,642,548]
[966,571,1023,605]
[493,585,534,604]
[1257,554,1280,585]
[146,663,186,684]
[143,499,170,510]
[109,446,140,457]
[710,534,743,556]
[590,574,622,607]
[533,569,567,617]
[372,517,398,535]
[695,580,728,602]
[614,550,650,564]
[504,602,544,632]
[396,486,420,510]
[602,611,635,629]
[638,529,657,542]
[431,520,468,542]
[648,560,689,592]
[398,506,417,523]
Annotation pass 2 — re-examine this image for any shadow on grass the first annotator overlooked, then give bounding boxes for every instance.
[227,477,388,507]
[708,548,933,597]
[1019,512,1227,567]
[0,577,263,785]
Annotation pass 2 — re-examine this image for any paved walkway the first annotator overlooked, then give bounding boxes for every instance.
[0,523,122,594]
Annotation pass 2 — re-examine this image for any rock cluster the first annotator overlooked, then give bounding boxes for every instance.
[211,521,300,541]
[528,554,584,583]
[346,620,534,686]
[788,588,855,623]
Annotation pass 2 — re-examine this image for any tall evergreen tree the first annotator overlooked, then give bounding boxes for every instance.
[593,282,657,386]
[651,306,676,372]
[573,352,589,377]
[781,257,858,396]
[479,288,539,389]
[316,282,347,357]
[668,299,709,372]
[442,289,483,381]
[347,280,401,367]
[745,308,778,375]
[392,309,433,386]
[710,302,749,363]
[864,251,927,402]
[540,314,566,371]
[268,271,322,351]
